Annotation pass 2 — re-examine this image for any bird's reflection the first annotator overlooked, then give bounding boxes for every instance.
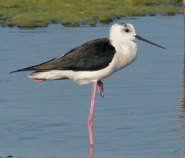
[89,145,94,158]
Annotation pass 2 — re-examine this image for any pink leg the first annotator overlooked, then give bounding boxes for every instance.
[88,81,97,146]
[97,80,104,97]
[89,145,94,158]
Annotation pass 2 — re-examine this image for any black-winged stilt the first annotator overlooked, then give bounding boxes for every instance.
[11,22,165,146]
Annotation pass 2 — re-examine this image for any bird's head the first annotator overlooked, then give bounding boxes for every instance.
[110,22,165,49]
[110,23,136,41]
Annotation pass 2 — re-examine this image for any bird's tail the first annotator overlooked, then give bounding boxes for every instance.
[10,64,42,73]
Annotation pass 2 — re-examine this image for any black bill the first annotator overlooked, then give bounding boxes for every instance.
[135,35,165,49]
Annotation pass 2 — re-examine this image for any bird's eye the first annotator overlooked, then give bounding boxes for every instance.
[124,28,129,33]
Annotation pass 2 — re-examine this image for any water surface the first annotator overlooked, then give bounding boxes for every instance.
[0,15,184,158]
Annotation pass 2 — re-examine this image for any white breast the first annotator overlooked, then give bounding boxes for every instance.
[110,39,137,71]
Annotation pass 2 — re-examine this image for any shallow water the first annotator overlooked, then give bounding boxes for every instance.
[0,15,184,158]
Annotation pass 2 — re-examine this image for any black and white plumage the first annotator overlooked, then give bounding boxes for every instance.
[11,23,164,84]
[11,23,152,84]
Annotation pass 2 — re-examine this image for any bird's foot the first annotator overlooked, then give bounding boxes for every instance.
[97,80,104,97]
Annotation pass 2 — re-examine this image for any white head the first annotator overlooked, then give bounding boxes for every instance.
[109,22,165,49]
[109,23,136,42]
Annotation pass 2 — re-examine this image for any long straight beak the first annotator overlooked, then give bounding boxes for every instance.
[135,35,165,49]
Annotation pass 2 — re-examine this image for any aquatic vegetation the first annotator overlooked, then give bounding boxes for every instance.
[0,0,182,28]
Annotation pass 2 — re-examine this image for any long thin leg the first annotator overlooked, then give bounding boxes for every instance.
[88,81,97,146]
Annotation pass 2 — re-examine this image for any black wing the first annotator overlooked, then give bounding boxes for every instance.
[10,38,116,73]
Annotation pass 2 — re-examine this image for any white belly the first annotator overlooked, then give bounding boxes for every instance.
[28,62,118,85]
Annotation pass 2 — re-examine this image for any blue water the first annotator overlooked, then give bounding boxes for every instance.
[0,15,184,158]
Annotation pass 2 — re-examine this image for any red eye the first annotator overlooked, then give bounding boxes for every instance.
[125,28,129,32]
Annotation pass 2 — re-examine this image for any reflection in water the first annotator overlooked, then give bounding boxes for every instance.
[89,146,94,158]
[183,0,185,108]
[181,53,185,110]
[178,44,185,155]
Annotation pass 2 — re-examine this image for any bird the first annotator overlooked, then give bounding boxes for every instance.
[10,22,165,146]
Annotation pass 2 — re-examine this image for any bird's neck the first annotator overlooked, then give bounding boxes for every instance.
[109,38,136,53]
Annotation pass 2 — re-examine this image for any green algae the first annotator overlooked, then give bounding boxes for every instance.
[0,0,182,28]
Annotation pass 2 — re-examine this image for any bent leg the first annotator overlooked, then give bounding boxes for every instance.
[97,80,104,97]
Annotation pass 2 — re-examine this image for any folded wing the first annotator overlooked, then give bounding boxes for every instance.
[10,38,115,73]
